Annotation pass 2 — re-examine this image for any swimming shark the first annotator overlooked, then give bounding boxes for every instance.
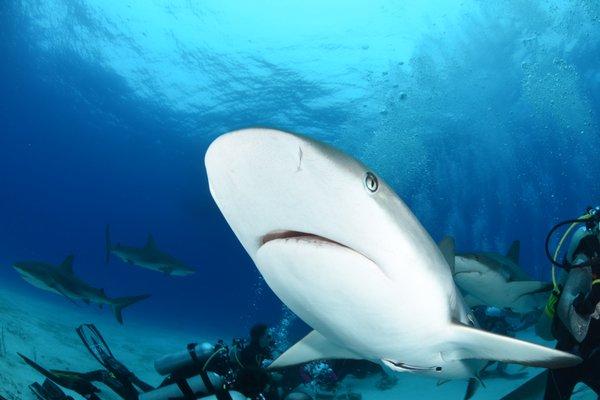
[12,255,149,324]
[452,239,552,313]
[105,225,195,276]
[205,128,580,387]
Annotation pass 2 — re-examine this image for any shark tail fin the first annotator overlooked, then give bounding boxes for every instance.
[111,294,150,324]
[444,323,581,369]
[105,224,112,264]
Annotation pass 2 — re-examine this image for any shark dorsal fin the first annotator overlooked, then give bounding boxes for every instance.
[145,234,157,251]
[506,240,520,264]
[59,255,75,274]
[438,236,456,274]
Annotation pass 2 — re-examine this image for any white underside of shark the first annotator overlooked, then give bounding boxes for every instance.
[205,128,580,382]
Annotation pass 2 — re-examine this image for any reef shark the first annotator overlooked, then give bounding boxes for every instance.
[105,225,195,276]
[452,239,552,313]
[12,255,149,324]
[205,128,579,387]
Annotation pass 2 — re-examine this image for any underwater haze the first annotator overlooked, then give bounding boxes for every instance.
[1,0,600,399]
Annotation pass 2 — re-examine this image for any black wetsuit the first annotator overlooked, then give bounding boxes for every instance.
[233,342,272,399]
[544,233,600,399]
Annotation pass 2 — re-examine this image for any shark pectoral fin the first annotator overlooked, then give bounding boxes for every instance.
[54,286,79,307]
[438,236,456,273]
[464,377,481,400]
[442,323,581,369]
[463,294,485,308]
[507,281,553,300]
[268,330,360,369]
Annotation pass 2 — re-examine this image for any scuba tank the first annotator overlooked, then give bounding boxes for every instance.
[155,342,221,376]
[139,372,245,400]
[149,341,239,400]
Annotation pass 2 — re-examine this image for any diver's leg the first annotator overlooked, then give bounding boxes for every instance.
[544,367,578,400]
[581,353,600,395]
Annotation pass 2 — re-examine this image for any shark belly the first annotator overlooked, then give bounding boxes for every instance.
[256,234,449,368]
[19,274,62,295]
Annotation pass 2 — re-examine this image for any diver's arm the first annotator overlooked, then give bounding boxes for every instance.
[574,281,600,316]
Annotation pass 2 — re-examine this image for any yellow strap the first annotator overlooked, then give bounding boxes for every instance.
[202,347,226,372]
[551,214,591,289]
[592,279,600,286]
[233,348,245,368]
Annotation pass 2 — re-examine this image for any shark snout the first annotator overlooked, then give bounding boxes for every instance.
[12,262,28,273]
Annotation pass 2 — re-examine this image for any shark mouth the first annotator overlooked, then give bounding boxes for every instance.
[259,230,381,275]
[382,359,443,373]
[260,230,348,249]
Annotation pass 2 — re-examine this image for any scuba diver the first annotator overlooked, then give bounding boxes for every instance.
[20,322,316,400]
[542,206,600,399]
[20,324,245,400]
[230,323,285,399]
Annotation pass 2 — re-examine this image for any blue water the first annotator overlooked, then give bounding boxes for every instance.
[0,0,599,384]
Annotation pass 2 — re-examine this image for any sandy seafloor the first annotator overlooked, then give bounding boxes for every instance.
[0,284,595,400]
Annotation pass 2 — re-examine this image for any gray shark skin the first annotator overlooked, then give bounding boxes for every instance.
[105,225,195,276]
[12,255,149,324]
[452,239,552,313]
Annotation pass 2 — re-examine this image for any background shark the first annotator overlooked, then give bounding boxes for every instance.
[105,225,195,276]
[205,128,580,392]
[452,239,552,313]
[12,255,149,324]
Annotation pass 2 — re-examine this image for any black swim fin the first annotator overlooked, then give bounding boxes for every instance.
[30,379,74,400]
[18,353,100,397]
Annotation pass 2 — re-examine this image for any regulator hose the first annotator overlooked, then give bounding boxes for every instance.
[545,212,599,289]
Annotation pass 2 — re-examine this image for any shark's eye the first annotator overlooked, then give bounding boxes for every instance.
[364,172,378,193]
